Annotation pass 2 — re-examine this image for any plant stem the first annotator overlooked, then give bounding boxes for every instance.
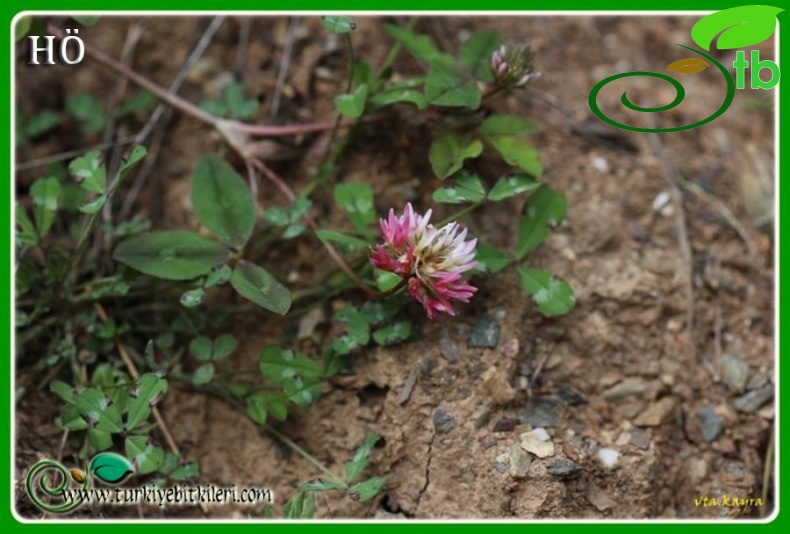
[437,201,484,227]
[376,17,417,81]
[317,32,357,175]
[264,425,345,486]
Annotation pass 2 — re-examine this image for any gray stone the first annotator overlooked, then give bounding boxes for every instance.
[439,329,459,361]
[509,444,532,478]
[433,409,457,434]
[630,428,651,450]
[494,462,507,474]
[602,377,646,401]
[547,458,583,477]
[698,406,723,442]
[719,354,749,393]
[733,384,774,412]
[420,358,437,376]
[521,397,564,427]
[396,371,417,405]
[493,417,518,433]
[557,383,587,406]
[468,315,501,348]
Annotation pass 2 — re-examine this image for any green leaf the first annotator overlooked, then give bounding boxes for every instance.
[432,171,485,203]
[58,404,88,430]
[429,134,483,179]
[73,15,101,26]
[118,145,147,177]
[191,155,255,247]
[69,150,106,193]
[516,267,576,316]
[87,428,113,452]
[204,264,232,288]
[334,83,368,118]
[259,346,323,408]
[516,185,567,259]
[25,110,60,138]
[15,16,32,41]
[691,5,783,51]
[474,244,511,274]
[224,82,258,119]
[370,88,428,110]
[460,29,502,82]
[50,380,76,404]
[349,476,387,502]
[180,288,204,308]
[126,373,168,430]
[78,195,107,214]
[346,432,380,483]
[333,182,376,234]
[230,260,292,315]
[373,321,412,346]
[15,207,38,246]
[479,114,539,136]
[425,66,482,109]
[321,15,356,33]
[76,388,123,433]
[158,452,180,475]
[192,363,215,385]
[30,177,62,237]
[114,230,230,281]
[125,436,164,475]
[213,334,237,360]
[336,305,371,346]
[245,394,268,425]
[259,346,323,383]
[487,174,540,201]
[66,92,105,134]
[315,229,369,252]
[117,92,156,117]
[299,479,347,492]
[374,269,401,292]
[484,135,542,176]
[383,24,444,63]
[90,452,134,483]
[189,336,213,361]
[170,462,200,481]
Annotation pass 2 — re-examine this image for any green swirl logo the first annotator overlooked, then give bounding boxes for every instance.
[25,453,134,514]
[588,5,782,133]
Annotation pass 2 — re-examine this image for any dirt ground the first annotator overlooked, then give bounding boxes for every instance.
[14,15,775,519]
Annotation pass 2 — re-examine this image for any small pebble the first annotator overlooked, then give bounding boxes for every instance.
[433,410,457,434]
[492,417,518,433]
[396,371,417,405]
[634,396,676,426]
[521,397,564,427]
[547,458,583,477]
[719,354,749,393]
[494,462,507,474]
[586,482,615,512]
[602,377,646,401]
[420,358,437,376]
[520,430,555,458]
[698,406,723,442]
[597,448,620,468]
[630,428,651,450]
[733,384,774,412]
[591,155,610,173]
[509,444,532,478]
[532,427,551,441]
[468,315,501,348]
[474,407,492,429]
[439,329,459,361]
[652,191,671,212]
[557,383,587,406]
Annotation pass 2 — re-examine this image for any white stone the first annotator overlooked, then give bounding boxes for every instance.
[597,448,620,468]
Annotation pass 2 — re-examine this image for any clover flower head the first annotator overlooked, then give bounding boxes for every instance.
[490,44,541,89]
[370,203,478,319]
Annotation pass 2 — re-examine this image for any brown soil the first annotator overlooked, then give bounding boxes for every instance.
[14,15,775,520]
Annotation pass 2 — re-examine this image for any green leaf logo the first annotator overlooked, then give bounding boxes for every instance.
[89,452,134,484]
[691,5,783,51]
